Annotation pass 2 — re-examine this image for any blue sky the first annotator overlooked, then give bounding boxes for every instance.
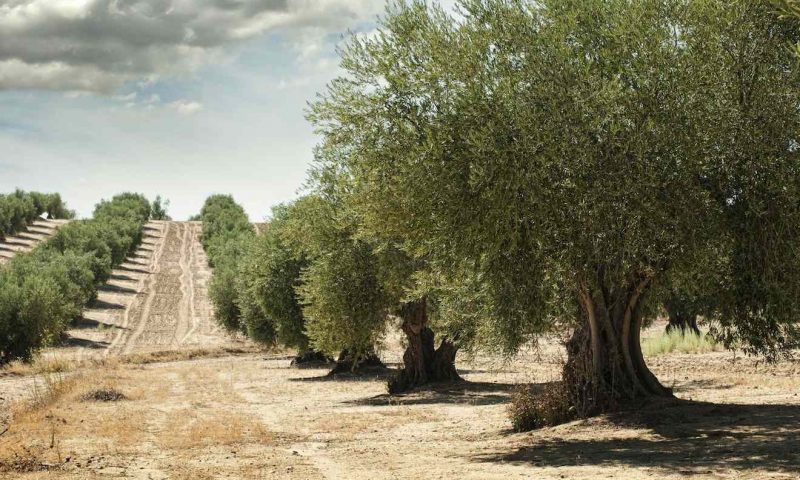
[0,0,406,220]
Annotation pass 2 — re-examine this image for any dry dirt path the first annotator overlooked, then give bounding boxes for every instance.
[62,220,235,357]
[0,218,69,266]
[2,345,800,479]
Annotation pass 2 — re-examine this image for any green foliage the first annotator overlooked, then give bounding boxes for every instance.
[150,195,171,221]
[279,195,390,359]
[28,192,75,220]
[0,193,151,363]
[237,206,308,348]
[0,190,73,240]
[200,194,253,258]
[199,195,255,334]
[308,0,800,359]
[201,192,394,360]
[208,234,253,333]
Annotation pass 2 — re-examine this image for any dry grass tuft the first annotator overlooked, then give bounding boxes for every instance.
[642,329,724,357]
[159,409,274,450]
[507,383,574,432]
[2,355,75,378]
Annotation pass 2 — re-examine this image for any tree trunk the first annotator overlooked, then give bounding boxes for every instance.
[327,349,386,376]
[388,298,461,394]
[664,299,700,335]
[564,278,672,416]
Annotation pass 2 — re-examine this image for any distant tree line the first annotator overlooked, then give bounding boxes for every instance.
[0,193,152,364]
[0,190,74,240]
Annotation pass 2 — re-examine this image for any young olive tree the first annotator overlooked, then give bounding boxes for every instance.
[279,194,388,372]
[236,204,331,363]
[308,0,800,414]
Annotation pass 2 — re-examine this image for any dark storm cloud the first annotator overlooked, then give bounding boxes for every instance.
[0,0,378,92]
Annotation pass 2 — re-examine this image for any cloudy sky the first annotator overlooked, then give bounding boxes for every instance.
[0,0,447,220]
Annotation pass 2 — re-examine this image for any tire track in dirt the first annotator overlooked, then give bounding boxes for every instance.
[121,222,186,354]
[104,222,169,352]
[109,221,233,355]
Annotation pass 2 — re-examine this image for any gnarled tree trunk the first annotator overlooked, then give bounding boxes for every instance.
[388,298,461,394]
[564,276,672,416]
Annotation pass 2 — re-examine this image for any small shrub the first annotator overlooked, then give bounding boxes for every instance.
[82,388,126,402]
[507,383,574,432]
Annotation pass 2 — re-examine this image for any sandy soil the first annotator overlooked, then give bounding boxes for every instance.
[1,222,799,479]
[1,343,799,479]
[0,219,69,266]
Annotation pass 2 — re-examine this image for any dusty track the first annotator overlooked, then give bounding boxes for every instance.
[0,218,69,266]
[56,221,236,358]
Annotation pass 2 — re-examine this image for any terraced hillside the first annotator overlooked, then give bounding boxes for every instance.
[0,218,69,266]
[61,221,235,357]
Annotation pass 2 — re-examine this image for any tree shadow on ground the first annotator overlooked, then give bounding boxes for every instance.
[349,379,536,407]
[109,273,137,282]
[57,336,110,349]
[473,398,800,476]
[97,284,138,295]
[0,239,31,247]
[125,258,150,267]
[671,378,737,393]
[90,299,125,310]
[116,265,150,275]
[72,317,127,331]
[14,232,43,241]
[290,365,398,383]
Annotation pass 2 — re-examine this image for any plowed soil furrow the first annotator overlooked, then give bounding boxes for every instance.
[0,218,70,265]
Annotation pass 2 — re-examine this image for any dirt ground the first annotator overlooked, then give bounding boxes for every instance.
[0,219,69,266]
[1,222,799,479]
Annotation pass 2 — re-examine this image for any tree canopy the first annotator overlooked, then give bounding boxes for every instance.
[307,0,800,409]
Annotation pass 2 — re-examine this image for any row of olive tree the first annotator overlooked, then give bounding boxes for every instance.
[202,184,473,384]
[198,195,256,333]
[205,0,799,425]
[200,194,385,371]
[303,0,800,418]
[0,193,152,364]
[0,190,74,240]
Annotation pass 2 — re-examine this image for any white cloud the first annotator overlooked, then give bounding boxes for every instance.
[168,99,203,115]
[0,0,382,94]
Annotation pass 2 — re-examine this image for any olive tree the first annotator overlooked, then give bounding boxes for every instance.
[308,0,800,414]
[236,204,331,362]
[279,194,388,372]
[308,161,463,390]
